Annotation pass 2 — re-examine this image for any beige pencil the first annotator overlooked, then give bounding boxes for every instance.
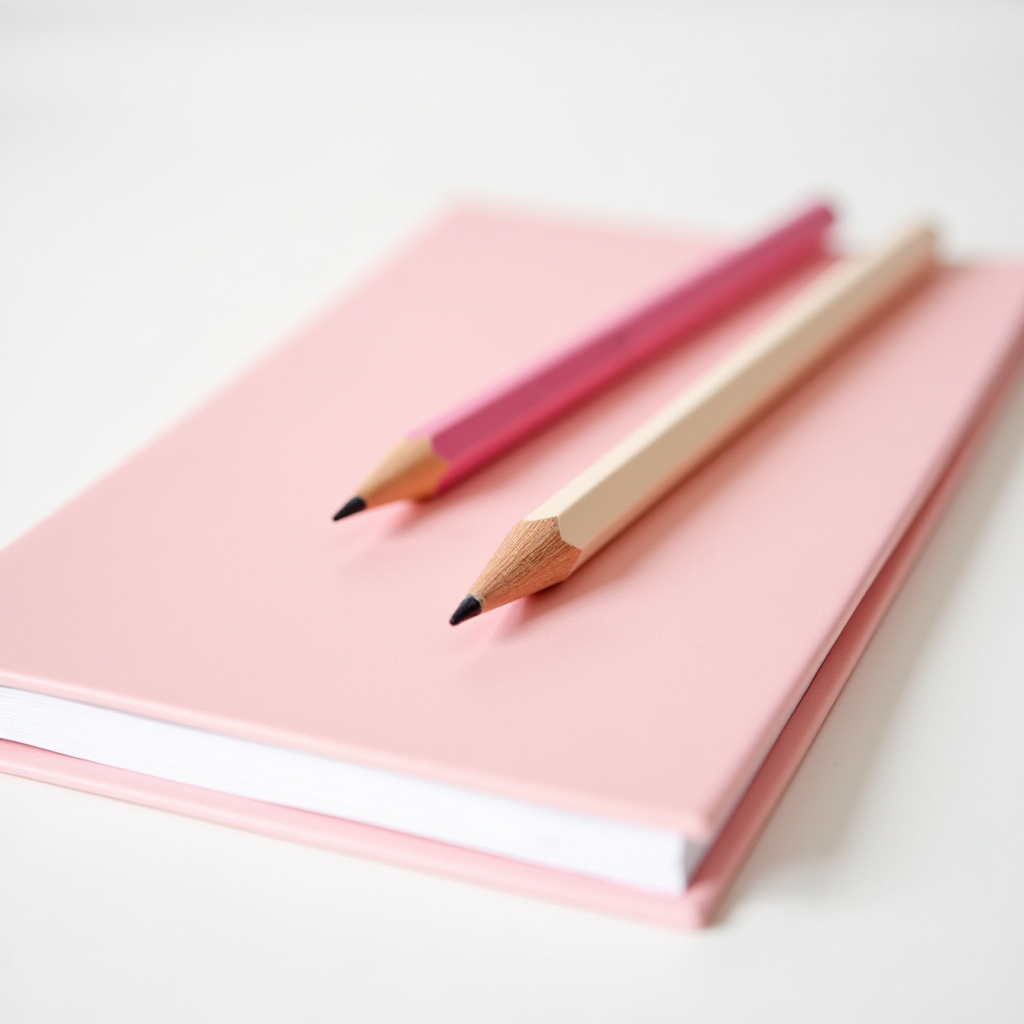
[450,220,938,625]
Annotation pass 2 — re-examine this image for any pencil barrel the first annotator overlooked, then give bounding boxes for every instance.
[530,222,938,557]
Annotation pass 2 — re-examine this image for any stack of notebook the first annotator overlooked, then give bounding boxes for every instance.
[2,204,1022,927]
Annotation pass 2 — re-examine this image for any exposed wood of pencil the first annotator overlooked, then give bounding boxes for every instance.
[457,220,938,619]
[351,436,451,509]
[465,518,583,612]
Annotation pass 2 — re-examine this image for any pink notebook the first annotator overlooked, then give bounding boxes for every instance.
[1,207,1022,927]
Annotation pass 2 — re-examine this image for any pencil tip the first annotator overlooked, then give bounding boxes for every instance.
[333,496,367,521]
[449,595,483,626]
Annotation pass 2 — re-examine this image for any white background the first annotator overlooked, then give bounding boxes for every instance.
[2,2,1024,1021]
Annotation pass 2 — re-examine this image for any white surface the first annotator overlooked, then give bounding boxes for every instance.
[2,2,1023,1021]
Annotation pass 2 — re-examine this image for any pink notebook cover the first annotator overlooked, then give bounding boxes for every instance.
[2,207,1023,927]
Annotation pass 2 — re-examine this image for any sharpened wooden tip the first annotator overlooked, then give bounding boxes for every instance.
[343,436,452,513]
[463,517,583,615]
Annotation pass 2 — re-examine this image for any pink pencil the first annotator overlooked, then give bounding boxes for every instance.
[333,201,835,520]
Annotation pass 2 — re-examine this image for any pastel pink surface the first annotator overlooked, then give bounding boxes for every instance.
[0,377,1016,929]
[415,203,834,488]
[2,207,1024,927]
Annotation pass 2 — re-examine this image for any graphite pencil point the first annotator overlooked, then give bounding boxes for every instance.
[449,595,483,626]
[333,496,367,521]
